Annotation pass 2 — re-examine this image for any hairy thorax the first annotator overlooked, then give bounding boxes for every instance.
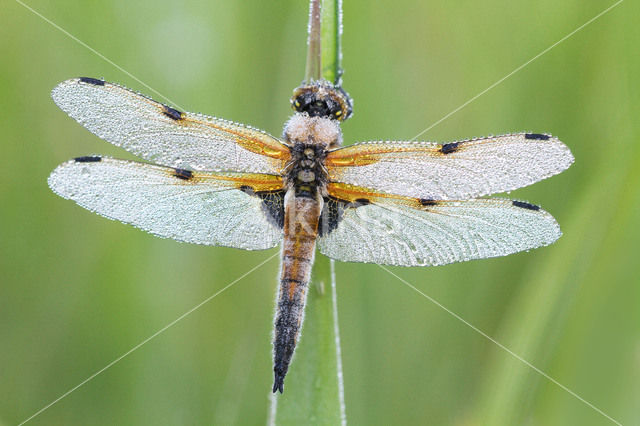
[282,113,342,198]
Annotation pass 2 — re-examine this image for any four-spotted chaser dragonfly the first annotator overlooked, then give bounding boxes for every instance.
[48,77,573,393]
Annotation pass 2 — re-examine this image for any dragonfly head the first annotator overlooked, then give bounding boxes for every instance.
[291,80,352,121]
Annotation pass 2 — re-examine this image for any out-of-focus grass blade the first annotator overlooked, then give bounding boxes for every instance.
[469,131,638,425]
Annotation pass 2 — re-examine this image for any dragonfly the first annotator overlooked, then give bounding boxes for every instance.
[48,77,574,393]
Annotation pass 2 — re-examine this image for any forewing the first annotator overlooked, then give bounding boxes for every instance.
[318,183,561,266]
[48,157,284,250]
[326,134,573,199]
[51,78,290,173]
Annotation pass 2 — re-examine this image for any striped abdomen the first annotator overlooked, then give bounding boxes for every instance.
[272,189,323,393]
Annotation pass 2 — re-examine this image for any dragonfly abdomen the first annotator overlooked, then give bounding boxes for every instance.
[272,190,323,393]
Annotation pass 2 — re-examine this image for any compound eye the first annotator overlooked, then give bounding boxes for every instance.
[293,96,304,110]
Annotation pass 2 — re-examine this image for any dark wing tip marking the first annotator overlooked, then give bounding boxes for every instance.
[512,200,540,211]
[162,105,184,121]
[173,168,193,180]
[525,133,550,141]
[419,198,439,206]
[74,155,102,163]
[78,77,105,86]
[440,142,460,154]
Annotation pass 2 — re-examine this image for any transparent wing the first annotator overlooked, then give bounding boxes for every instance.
[318,183,561,266]
[51,78,291,174]
[326,133,574,199]
[48,156,284,249]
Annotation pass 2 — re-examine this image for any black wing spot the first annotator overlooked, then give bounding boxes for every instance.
[256,190,285,229]
[525,133,550,141]
[239,187,285,229]
[419,198,439,206]
[74,155,102,163]
[351,198,370,207]
[79,77,105,86]
[319,196,370,236]
[319,198,345,236]
[162,105,184,120]
[239,185,254,195]
[440,142,460,154]
[512,200,540,211]
[173,168,193,180]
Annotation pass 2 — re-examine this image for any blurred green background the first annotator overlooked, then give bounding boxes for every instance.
[1,0,638,424]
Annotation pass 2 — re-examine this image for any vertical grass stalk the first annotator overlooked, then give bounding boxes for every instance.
[304,0,342,85]
[269,257,346,425]
[304,0,322,83]
[269,0,347,424]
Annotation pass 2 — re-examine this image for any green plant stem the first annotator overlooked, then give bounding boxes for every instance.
[269,1,346,423]
[304,0,342,85]
[320,0,341,84]
[304,0,322,82]
[269,257,346,425]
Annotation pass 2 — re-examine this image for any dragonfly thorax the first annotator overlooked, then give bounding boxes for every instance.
[284,141,329,198]
[283,113,342,149]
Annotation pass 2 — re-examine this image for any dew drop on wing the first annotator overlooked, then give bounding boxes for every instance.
[383,222,393,233]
